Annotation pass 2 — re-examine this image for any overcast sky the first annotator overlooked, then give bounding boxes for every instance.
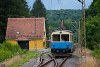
[26,0,93,10]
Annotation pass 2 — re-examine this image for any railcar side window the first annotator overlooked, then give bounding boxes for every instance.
[61,34,69,41]
[52,34,60,41]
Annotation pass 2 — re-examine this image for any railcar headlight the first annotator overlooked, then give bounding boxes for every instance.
[63,50,65,52]
[57,50,59,52]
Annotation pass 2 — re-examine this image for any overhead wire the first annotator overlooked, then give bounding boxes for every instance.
[57,0,62,10]
[50,0,52,10]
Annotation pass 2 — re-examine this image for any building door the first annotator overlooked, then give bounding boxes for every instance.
[18,41,29,50]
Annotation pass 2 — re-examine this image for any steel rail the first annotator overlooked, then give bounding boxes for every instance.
[36,52,50,67]
[46,54,58,67]
[57,57,68,67]
[39,59,54,67]
[37,54,58,67]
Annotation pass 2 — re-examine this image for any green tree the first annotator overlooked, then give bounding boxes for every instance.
[31,0,46,17]
[86,0,97,17]
[0,0,29,43]
[86,16,100,50]
[86,0,100,50]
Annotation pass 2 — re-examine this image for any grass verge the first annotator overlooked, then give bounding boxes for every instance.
[10,51,39,67]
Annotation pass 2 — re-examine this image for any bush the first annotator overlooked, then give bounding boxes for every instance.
[0,42,24,62]
[0,49,12,62]
[93,49,100,58]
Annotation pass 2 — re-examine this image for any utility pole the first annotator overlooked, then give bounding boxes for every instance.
[82,0,86,59]
[78,0,86,52]
[78,21,80,47]
[83,0,87,66]
[61,20,64,27]
[78,0,86,67]
[34,18,37,58]
[78,0,86,48]
[82,0,86,48]
[61,20,64,30]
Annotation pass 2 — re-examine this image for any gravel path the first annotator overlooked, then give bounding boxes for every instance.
[63,55,79,67]
[20,58,37,67]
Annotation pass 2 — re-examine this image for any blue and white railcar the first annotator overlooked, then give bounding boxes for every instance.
[50,30,73,53]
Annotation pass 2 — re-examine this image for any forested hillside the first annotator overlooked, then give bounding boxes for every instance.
[47,9,82,21]
[46,9,82,31]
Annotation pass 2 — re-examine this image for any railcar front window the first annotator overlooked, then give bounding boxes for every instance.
[61,34,69,41]
[52,34,60,41]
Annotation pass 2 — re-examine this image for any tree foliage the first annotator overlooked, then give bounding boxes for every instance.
[86,0,100,50]
[0,0,29,18]
[46,9,81,31]
[0,0,29,43]
[31,0,46,17]
[31,0,47,39]
[86,0,97,17]
[86,16,100,49]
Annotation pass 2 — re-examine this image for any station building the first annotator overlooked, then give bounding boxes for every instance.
[5,18,46,50]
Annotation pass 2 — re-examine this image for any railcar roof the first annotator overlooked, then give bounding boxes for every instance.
[54,30,72,33]
[51,30,73,34]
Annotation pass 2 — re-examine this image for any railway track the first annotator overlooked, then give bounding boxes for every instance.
[35,52,69,67]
